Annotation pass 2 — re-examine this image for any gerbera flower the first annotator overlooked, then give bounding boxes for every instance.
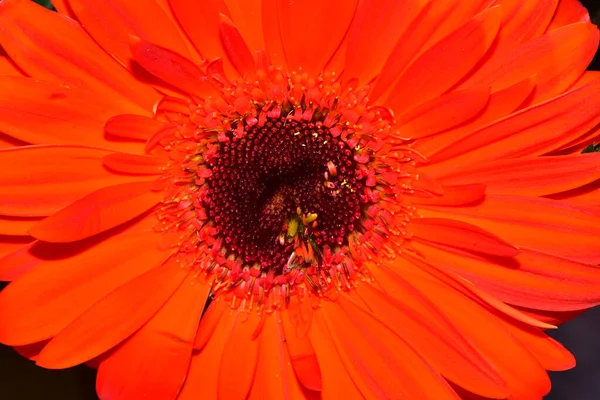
[1,0,600,398]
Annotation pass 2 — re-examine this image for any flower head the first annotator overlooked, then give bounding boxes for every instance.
[0,0,600,398]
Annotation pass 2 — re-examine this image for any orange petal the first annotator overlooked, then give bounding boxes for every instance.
[103,153,165,175]
[0,145,142,217]
[261,0,287,68]
[50,0,75,17]
[320,301,460,399]
[0,48,23,76]
[96,273,209,400]
[276,0,358,75]
[219,14,256,76]
[66,0,192,68]
[384,7,501,114]
[307,312,366,398]
[0,237,33,279]
[493,0,559,51]
[416,77,535,160]
[412,240,600,312]
[0,216,41,236]
[500,320,575,371]
[0,228,171,345]
[248,313,308,399]
[0,241,47,282]
[463,22,598,103]
[104,114,166,142]
[548,0,591,31]
[438,153,600,196]
[370,0,455,102]
[0,76,143,152]
[218,309,261,399]
[421,0,491,48]
[193,297,227,350]
[424,78,600,173]
[131,37,218,98]
[223,0,264,53]
[408,217,519,257]
[36,258,188,369]
[168,0,230,62]
[410,184,486,206]
[376,262,551,398]
[29,181,161,243]
[0,0,158,112]
[353,283,508,398]
[397,87,490,139]
[344,0,424,84]
[549,183,600,209]
[0,132,26,149]
[178,308,236,400]
[418,195,600,264]
[281,311,322,391]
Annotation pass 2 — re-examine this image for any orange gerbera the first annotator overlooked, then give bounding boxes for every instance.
[0,0,600,398]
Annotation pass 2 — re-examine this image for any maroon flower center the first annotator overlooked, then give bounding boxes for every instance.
[205,117,364,272]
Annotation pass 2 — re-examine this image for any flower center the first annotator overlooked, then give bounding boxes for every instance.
[152,66,412,307]
[205,117,364,272]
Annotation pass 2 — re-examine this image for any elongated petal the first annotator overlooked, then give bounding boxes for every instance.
[417,77,535,159]
[0,76,142,152]
[193,298,227,350]
[0,0,158,111]
[105,114,166,142]
[493,0,558,51]
[248,314,308,399]
[438,153,600,196]
[424,79,600,174]
[412,240,600,312]
[410,184,486,206]
[0,145,141,217]
[409,217,519,257]
[354,283,508,398]
[276,0,358,75]
[29,181,162,242]
[548,0,590,31]
[463,22,598,103]
[344,0,424,85]
[96,273,209,400]
[66,0,192,68]
[0,238,33,275]
[307,312,364,398]
[418,195,600,264]
[0,228,170,345]
[370,0,455,101]
[281,313,322,391]
[398,87,490,139]
[218,310,261,399]
[36,259,188,369]
[219,14,256,76]
[0,216,41,236]
[373,263,551,398]
[131,38,217,98]
[319,302,459,399]
[169,0,228,59]
[223,0,264,53]
[103,153,165,175]
[178,307,236,400]
[500,320,575,371]
[385,7,501,113]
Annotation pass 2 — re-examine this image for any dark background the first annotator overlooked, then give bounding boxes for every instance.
[2,1,600,399]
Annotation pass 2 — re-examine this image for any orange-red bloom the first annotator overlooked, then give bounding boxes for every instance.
[1,0,600,398]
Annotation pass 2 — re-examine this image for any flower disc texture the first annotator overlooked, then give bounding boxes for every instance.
[0,0,600,399]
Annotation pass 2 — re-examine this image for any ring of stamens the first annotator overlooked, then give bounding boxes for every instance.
[154,67,412,308]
